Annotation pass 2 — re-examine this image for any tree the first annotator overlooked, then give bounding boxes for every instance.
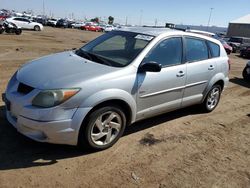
[90,17,99,23]
[108,16,114,25]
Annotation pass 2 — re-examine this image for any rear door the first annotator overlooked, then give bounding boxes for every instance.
[22,18,32,29]
[182,37,217,107]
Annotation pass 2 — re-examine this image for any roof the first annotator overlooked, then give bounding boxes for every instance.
[186,29,215,36]
[230,14,250,24]
[118,26,221,46]
[118,26,181,36]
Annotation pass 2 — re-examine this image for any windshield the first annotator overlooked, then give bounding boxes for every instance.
[76,31,153,67]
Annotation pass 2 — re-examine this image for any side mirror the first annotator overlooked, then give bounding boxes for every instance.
[139,61,162,72]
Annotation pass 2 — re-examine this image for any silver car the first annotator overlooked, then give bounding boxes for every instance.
[2,27,229,150]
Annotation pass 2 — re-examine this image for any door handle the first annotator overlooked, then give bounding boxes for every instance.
[176,71,185,77]
[208,65,215,70]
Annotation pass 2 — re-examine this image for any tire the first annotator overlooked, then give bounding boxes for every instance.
[5,29,11,33]
[34,25,40,31]
[243,67,250,81]
[202,85,222,112]
[78,106,126,151]
[0,29,4,34]
[232,47,236,53]
[15,29,22,35]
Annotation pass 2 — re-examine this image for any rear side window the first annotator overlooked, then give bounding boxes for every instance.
[208,41,220,58]
[144,37,183,67]
[185,37,209,62]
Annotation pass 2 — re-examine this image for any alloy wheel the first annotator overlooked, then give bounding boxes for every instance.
[206,87,220,110]
[90,111,122,146]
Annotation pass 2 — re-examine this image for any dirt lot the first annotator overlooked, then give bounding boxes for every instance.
[0,27,250,188]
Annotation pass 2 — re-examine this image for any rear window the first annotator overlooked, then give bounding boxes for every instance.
[185,37,209,62]
[208,41,220,58]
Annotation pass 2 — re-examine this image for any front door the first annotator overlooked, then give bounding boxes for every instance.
[136,37,186,120]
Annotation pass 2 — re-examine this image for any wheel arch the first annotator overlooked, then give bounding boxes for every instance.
[202,73,226,102]
[77,98,135,146]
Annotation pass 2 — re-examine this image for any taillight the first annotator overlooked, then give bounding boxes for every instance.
[228,59,231,71]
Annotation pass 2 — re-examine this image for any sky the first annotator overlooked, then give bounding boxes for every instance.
[1,0,250,27]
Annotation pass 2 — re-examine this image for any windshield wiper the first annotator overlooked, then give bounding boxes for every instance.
[76,49,118,66]
[86,52,112,66]
[76,49,93,61]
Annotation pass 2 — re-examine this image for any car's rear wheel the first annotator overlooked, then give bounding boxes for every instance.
[78,106,126,151]
[202,85,221,112]
[34,25,41,31]
[15,29,22,35]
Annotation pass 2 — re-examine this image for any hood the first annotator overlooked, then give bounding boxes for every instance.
[17,51,118,89]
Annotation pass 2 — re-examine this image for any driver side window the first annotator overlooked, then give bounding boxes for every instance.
[144,37,183,67]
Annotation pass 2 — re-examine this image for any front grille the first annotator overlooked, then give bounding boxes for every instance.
[17,82,34,94]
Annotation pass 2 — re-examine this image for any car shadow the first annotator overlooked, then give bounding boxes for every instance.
[230,77,250,89]
[235,54,250,60]
[0,104,203,171]
[0,106,91,171]
[124,105,203,136]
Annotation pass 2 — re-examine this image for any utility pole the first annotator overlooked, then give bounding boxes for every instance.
[139,9,143,26]
[207,8,214,31]
[42,0,45,17]
[125,16,128,26]
[154,18,158,27]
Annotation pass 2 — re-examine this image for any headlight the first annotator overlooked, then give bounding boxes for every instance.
[32,88,80,108]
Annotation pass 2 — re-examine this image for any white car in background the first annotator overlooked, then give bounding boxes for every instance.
[47,18,58,27]
[72,22,85,29]
[7,17,43,31]
[104,25,115,32]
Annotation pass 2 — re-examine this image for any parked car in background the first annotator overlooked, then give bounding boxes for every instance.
[2,28,229,150]
[242,61,250,81]
[7,17,43,31]
[0,15,8,20]
[228,36,250,53]
[81,23,102,32]
[47,18,57,27]
[99,24,107,31]
[67,21,77,28]
[240,44,250,58]
[104,25,115,32]
[72,22,85,29]
[56,19,69,28]
[219,39,233,54]
[33,17,47,26]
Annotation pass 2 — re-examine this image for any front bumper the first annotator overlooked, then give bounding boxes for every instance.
[2,93,91,146]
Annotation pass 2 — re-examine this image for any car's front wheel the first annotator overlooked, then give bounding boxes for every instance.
[78,106,126,151]
[243,66,250,81]
[203,85,221,112]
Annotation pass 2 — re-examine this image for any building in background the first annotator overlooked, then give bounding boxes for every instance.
[227,14,250,37]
